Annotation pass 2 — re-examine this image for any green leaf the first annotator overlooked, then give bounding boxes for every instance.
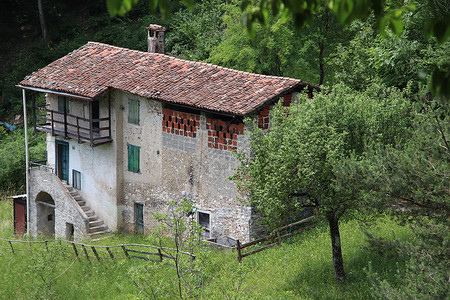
[106,0,122,16]
[431,66,450,98]
[425,17,450,45]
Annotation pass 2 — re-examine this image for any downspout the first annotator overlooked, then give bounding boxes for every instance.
[22,89,30,236]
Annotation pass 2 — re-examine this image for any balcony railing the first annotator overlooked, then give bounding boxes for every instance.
[35,107,112,147]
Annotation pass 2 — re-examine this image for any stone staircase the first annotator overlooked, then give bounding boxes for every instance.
[64,185,110,240]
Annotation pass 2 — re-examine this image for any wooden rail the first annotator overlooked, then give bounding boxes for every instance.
[35,107,112,146]
[0,238,195,262]
[236,211,318,262]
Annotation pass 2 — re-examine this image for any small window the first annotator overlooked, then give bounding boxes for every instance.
[58,96,70,114]
[135,203,144,234]
[73,170,81,190]
[66,223,74,241]
[197,211,211,239]
[128,144,140,173]
[128,99,140,125]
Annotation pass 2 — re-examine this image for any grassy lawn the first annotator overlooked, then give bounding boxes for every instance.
[0,195,413,299]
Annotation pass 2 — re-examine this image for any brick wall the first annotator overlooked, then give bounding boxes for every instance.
[206,118,244,151]
[162,108,200,138]
[258,93,293,129]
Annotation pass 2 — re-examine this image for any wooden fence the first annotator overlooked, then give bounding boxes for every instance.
[0,238,195,262]
[236,211,318,262]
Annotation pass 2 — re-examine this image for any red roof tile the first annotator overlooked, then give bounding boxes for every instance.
[19,42,309,115]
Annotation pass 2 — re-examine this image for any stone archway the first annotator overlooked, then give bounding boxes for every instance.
[35,191,55,237]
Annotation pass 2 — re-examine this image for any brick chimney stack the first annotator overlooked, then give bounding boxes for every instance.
[147,24,166,54]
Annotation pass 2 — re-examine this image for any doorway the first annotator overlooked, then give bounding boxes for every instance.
[56,140,69,182]
[35,192,55,237]
[13,196,27,235]
[135,203,144,234]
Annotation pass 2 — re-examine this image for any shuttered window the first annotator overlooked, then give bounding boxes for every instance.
[128,99,140,125]
[128,144,140,173]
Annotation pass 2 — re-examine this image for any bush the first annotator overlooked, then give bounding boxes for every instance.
[0,128,46,193]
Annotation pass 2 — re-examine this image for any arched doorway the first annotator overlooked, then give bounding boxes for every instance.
[35,192,55,237]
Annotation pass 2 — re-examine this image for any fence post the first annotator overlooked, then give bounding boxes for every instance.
[81,244,90,262]
[91,246,100,261]
[121,245,130,259]
[45,240,48,252]
[157,248,163,262]
[106,247,114,260]
[8,241,14,254]
[277,230,281,245]
[236,240,242,263]
[72,242,79,259]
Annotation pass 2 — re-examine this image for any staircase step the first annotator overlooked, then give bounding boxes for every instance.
[76,199,86,206]
[89,230,112,240]
[89,219,104,227]
[84,210,95,217]
[88,224,108,233]
[80,205,91,211]
[88,215,98,222]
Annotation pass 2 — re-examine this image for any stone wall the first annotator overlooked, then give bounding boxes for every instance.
[29,168,89,241]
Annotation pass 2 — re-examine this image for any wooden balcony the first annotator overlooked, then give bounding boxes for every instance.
[35,107,112,147]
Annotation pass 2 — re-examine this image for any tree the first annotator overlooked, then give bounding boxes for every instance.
[335,92,449,296]
[231,84,412,281]
[37,0,49,45]
[128,199,211,299]
[105,0,450,97]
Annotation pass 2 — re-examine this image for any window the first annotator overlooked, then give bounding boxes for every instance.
[128,99,140,125]
[128,144,140,173]
[58,96,70,114]
[197,211,211,239]
[73,170,81,190]
[135,203,144,234]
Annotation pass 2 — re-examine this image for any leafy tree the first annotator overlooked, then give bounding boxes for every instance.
[0,129,46,193]
[208,2,350,84]
[335,93,449,296]
[231,84,413,281]
[105,0,449,97]
[165,0,225,61]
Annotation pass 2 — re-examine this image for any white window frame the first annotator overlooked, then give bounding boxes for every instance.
[196,210,211,239]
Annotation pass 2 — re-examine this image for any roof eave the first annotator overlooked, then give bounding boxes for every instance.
[16,85,95,101]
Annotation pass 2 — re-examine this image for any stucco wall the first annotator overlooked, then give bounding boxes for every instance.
[45,93,118,230]
[117,92,253,243]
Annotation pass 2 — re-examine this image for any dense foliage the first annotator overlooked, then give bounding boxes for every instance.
[0,129,46,193]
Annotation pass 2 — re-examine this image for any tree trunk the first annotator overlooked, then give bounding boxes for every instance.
[327,214,345,282]
[37,0,49,44]
[318,41,324,85]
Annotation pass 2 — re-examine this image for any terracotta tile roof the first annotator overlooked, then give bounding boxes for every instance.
[19,42,309,115]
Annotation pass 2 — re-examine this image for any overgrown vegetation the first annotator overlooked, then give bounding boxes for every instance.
[0,197,416,299]
[0,129,46,193]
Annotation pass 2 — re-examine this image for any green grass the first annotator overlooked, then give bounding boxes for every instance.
[0,195,414,299]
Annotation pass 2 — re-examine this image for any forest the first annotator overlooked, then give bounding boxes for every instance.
[0,0,448,298]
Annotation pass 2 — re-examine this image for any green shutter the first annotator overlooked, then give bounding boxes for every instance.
[128,99,139,124]
[128,144,140,173]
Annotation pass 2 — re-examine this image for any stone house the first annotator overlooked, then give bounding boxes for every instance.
[17,25,316,243]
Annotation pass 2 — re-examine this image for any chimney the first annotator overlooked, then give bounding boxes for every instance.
[147,24,166,54]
